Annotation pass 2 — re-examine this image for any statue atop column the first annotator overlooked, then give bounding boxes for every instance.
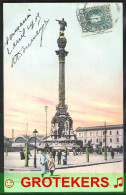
[56,18,67,32]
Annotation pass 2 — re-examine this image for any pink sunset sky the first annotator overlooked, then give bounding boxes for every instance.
[4,3,123,138]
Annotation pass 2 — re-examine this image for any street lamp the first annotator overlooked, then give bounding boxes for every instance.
[33,129,38,168]
[45,106,48,148]
[25,138,29,167]
[25,123,29,167]
[104,122,107,160]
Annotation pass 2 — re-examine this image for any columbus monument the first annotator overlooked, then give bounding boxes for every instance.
[51,18,74,140]
[49,18,82,150]
[40,19,82,150]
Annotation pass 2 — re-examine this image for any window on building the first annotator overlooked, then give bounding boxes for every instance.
[84,132,87,136]
[103,138,105,142]
[103,131,105,135]
[96,132,98,136]
[110,138,112,142]
[84,139,86,143]
[110,131,112,135]
[90,139,92,142]
[90,132,92,136]
[117,131,119,135]
[117,138,119,142]
[79,133,81,137]
[96,139,98,143]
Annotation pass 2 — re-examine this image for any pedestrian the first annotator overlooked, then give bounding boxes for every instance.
[57,149,61,165]
[117,146,119,154]
[64,147,67,160]
[48,154,55,176]
[39,149,49,177]
[62,150,67,165]
[73,148,75,156]
[52,149,56,161]
[111,148,115,159]
[28,149,32,156]
[20,149,25,160]
[80,147,82,155]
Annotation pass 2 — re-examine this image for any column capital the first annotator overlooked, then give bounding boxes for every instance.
[55,49,68,61]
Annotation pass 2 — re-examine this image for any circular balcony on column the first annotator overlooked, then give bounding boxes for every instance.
[57,34,67,49]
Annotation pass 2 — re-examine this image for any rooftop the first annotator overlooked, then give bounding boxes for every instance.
[76,124,123,132]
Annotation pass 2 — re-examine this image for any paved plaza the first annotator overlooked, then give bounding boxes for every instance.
[4,150,123,173]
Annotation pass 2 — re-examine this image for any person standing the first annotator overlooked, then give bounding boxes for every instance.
[48,154,55,176]
[39,149,49,177]
[62,150,67,165]
[64,147,67,161]
[111,147,115,159]
[52,149,56,161]
[57,149,61,165]
[73,148,75,156]
[20,149,25,160]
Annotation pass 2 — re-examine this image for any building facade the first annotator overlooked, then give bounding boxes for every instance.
[76,124,123,148]
[11,135,44,148]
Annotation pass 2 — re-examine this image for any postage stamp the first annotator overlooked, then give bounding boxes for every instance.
[76,3,117,36]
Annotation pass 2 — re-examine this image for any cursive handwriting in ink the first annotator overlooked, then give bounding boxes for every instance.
[27,12,41,30]
[4,9,50,68]
[11,19,49,68]
[7,28,26,55]
[4,9,31,47]
[40,20,49,47]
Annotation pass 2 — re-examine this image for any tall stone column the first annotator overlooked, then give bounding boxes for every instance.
[55,20,68,108]
[51,18,74,139]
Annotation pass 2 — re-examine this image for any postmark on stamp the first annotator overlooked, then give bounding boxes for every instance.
[76,4,113,36]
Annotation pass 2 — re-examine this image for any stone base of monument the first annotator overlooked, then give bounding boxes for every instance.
[38,134,83,151]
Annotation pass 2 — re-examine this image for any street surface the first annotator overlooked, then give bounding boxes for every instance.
[4,150,123,173]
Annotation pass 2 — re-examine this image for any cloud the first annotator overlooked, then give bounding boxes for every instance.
[4,119,26,125]
[95,108,122,115]
[69,110,87,115]
[31,96,56,106]
[5,113,17,117]
[88,100,121,109]
[74,119,85,124]
[10,108,26,114]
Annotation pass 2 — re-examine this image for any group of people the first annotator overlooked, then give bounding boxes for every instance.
[39,149,55,177]
[39,148,67,177]
[51,149,67,165]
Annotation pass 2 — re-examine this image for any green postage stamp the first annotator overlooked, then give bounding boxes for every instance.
[76,3,120,36]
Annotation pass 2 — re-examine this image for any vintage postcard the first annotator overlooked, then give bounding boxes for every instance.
[3,2,123,193]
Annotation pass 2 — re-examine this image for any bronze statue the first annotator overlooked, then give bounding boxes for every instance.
[56,18,67,31]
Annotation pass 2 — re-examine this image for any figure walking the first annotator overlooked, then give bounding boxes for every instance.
[39,149,49,177]
[48,154,55,176]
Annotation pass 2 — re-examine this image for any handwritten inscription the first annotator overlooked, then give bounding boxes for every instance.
[4,9,49,68]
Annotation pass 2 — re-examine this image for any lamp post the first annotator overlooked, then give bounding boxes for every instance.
[25,139,28,167]
[12,129,14,139]
[25,123,29,167]
[104,122,107,160]
[6,138,9,156]
[45,106,48,148]
[33,129,38,168]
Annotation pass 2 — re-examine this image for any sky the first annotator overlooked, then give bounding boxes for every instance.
[4,3,123,138]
